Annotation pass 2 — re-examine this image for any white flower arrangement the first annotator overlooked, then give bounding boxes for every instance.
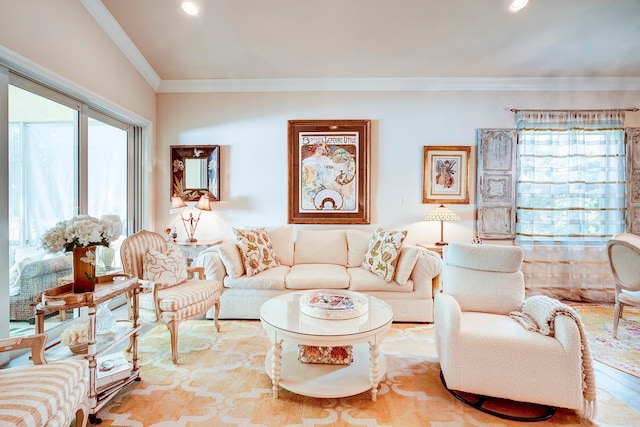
[60,323,89,347]
[41,214,122,253]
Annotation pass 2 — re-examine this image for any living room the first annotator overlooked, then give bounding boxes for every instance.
[1,0,640,426]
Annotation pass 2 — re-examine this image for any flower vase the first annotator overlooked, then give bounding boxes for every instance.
[73,246,97,293]
[100,245,115,270]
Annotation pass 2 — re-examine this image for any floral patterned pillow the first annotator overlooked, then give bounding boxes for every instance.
[142,245,188,289]
[233,228,280,277]
[361,227,407,282]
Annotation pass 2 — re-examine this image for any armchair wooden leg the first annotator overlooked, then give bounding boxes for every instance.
[167,320,180,364]
[213,300,221,332]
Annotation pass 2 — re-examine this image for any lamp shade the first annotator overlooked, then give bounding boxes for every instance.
[195,195,212,211]
[424,204,461,222]
[170,195,188,210]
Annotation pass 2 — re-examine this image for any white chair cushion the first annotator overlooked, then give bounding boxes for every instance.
[443,264,524,315]
[444,242,524,273]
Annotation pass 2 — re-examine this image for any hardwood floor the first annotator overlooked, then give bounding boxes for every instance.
[594,359,640,411]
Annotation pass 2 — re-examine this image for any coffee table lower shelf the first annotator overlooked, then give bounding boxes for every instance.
[264,342,387,399]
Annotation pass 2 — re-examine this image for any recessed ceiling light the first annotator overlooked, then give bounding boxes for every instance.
[182,1,199,16]
[508,0,529,13]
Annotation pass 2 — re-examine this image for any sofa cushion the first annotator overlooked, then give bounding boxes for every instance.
[142,246,188,289]
[348,267,414,292]
[234,228,280,276]
[267,226,294,266]
[361,227,407,282]
[394,245,421,285]
[224,265,289,290]
[347,229,373,267]
[294,230,347,265]
[285,264,350,290]
[217,241,245,278]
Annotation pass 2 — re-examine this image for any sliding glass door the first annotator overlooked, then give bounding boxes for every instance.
[7,75,134,339]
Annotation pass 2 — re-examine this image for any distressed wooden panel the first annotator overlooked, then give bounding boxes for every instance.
[626,128,640,235]
[476,129,517,239]
[478,206,513,239]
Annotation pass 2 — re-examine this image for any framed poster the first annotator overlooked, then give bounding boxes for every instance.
[423,145,470,204]
[288,119,371,224]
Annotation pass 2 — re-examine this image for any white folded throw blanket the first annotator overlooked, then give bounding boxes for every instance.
[510,295,597,418]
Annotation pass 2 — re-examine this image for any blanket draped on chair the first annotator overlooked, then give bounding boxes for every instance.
[510,295,597,418]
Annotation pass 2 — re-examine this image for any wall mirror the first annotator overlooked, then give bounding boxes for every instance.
[170,145,220,201]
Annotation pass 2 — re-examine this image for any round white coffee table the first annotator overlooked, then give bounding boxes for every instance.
[259,290,394,401]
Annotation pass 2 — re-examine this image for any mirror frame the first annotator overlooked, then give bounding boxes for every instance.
[170,145,220,201]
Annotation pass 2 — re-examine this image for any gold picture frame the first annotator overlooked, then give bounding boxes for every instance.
[170,145,220,201]
[423,146,470,204]
[288,119,371,224]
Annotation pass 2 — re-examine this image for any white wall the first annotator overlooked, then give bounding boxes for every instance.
[157,90,640,244]
[0,0,156,121]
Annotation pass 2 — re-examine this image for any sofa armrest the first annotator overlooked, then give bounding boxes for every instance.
[410,248,443,298]
[195,250,227,283]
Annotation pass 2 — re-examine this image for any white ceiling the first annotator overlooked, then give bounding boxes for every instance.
[89,0,640,92]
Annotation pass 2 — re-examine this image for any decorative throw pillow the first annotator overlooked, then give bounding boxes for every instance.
[142,245,188,289]
[361,227,407,282]
[233,228,280,277]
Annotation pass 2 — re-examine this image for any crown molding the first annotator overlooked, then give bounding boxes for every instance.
[157,76,640,93]
[0,45,151,127]
[84,1,640,94]
[81,0,161,91]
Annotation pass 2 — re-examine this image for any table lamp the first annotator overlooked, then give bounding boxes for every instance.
[424,204,461,246]
[170,194,212,242]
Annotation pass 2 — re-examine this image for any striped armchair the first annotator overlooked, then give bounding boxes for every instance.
[120,230,222,364]
[0,333,89,427]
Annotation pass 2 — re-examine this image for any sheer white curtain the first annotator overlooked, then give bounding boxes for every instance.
[515,111,626,302]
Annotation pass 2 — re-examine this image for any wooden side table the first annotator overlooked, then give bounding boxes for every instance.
[35,274,142,424]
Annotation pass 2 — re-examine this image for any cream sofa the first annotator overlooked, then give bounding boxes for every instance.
[196,227,442,322]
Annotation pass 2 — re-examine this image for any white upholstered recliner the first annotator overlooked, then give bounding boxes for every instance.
[434,242,587,420]
[606,233,640,338]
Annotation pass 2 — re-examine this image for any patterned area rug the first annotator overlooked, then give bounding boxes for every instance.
[574,304,640,378]
[97,320,640,426]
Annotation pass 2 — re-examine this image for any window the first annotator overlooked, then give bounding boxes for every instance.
[7,74,136,338]
[516,111,627,242]
[515,111,626,301]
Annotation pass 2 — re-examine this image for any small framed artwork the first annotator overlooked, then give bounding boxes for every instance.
[423,145,471,204]
[288,119,371,224]
[170,145,220,201]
